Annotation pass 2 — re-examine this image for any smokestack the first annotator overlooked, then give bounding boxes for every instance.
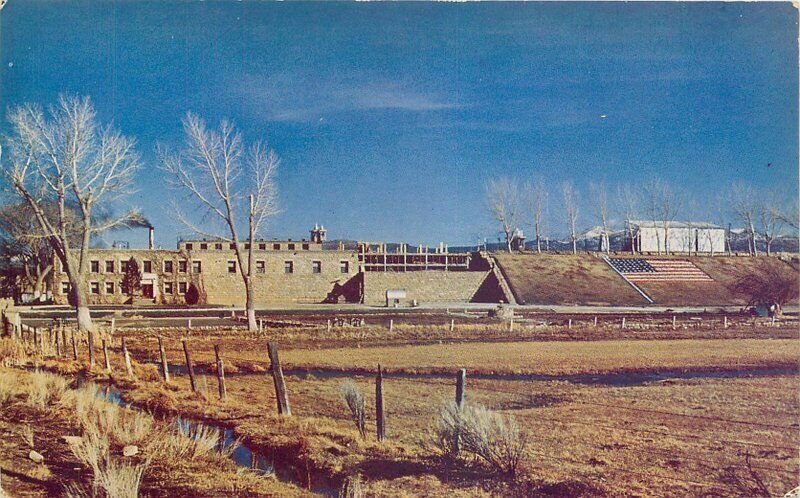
[149,226,155,250]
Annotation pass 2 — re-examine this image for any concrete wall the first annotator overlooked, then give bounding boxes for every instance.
[362,271,489,306]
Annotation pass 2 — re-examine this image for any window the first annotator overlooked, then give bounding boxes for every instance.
[164,260,174,273]
[185,243,193,251]
[288,243,295,250]
[90,282,100,294]
[229,243,237,250]
[273,243,281,250]
[121,260,129,273]
[245,243,250,250]
[284,261,293,274]
[192,261,202,273]
[259,243,266,250]
[215,243,223,250]
[200,243,208,250]
[227,261,237,273]
[340,261,349,274]
[178,261,187,273]
[164,282,173,295]
[143,260,152,273]
[256,261,265,273]
[105,261,115,273]
[90,260,100,273]
[61,282,70,294]
[105,282,115,294]
[302,243,310,250]
[178,282,187,294]
[312,261,321,274]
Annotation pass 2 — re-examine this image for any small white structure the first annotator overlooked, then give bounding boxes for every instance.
[628,221,726,254]
[385,289,407,307]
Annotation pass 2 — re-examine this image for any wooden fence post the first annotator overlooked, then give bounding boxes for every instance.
[188,319,192,330]
[102,339,111,372]
[157,336,170,383]
[723,316,728,329]
[594,316,598,327]
[267,342,291,416]
[60,322,67,354]
[388,319,393,332]
[672,315,676,330]
[450,319,455,332]
[71,330,78,360]
[326,319,331,333]
[376,364,385,442]
[87,330,96,367]
[55,329,62,357]
[568,319,572,329]
[122,337,134,377]
[455,368,466,408]
[110,318,115,335]
[621,317,626,329]
[182,339,197,392]
[214,344,227,401]
[33,327,40,352]
[509,319,514,332]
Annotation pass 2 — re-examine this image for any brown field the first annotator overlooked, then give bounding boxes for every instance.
[494,253,800,307]
[493,254,648,305]
[633,256,798,306]
[4,319,799,497]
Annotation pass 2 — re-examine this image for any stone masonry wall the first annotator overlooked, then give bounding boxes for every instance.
[362,271,489,306]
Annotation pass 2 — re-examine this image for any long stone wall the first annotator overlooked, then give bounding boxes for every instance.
[362,271,489,306]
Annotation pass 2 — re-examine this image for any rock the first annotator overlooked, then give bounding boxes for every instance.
[62,436,82,445]
[122,445,138,457]
[28,450,44,463]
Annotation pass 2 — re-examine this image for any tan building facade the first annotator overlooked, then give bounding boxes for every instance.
[51,234,501,306]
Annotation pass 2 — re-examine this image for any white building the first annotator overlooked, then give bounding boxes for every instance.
[628,221,726,254]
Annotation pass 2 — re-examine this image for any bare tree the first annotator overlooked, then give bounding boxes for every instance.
[730,182,759,256]
[486,178,521,253]
[644,178,682,255]
[617,184,640,254]
[522,178,547,253]
[0,203,57,302]
[589,181,610,253]
[1,95,142,333]
[561,182,579,254]
[758,191,786,256]
[159,113,279,332]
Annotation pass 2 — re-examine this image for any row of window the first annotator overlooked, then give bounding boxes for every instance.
[65,281,193,295]
[184,242,313,251]
[89,259,350,275]
[226,260,349,274]
[89,260,202,274]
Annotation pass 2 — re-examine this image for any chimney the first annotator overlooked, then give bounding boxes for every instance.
[148,226,155,250]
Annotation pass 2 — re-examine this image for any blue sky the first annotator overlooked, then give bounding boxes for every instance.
[1,1,797,248]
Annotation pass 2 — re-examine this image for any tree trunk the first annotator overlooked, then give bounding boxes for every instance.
[246,194,258,332]
[571,237,577,254]
[71,278,94,332]
[246,279,257,332]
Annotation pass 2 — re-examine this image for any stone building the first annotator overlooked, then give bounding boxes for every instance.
[50,226,508,306]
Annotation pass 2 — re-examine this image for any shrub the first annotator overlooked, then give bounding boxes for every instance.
[431,401,528,477]
[0,371,18,407]
[340,381,366,439]
[26,370,67,410]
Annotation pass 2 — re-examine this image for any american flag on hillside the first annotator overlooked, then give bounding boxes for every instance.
[608,258,714,282]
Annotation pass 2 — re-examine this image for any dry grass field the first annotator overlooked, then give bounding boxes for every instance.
[3,318,798,497]
[631,257,798,306]
[493,254,648,306]
[494,253,799,307]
